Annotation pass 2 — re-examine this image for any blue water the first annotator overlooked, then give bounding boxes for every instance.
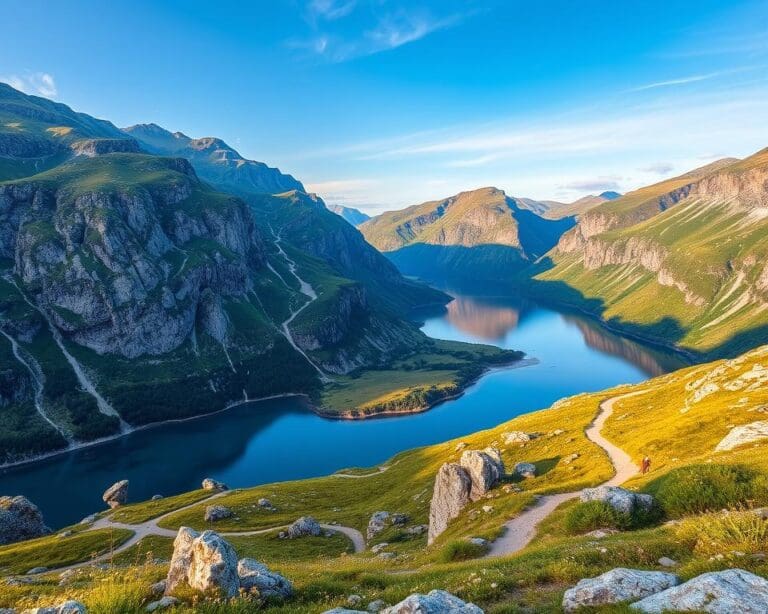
[0,292,685,528]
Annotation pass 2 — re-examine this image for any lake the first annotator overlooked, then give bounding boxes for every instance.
[0,290,686,528]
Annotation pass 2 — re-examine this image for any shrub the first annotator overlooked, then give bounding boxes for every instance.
[676,509,768,557]
[564,500,661,534]
[441,540,488,562]
[653,464,767,518]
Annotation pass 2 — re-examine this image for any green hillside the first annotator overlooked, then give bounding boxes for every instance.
[361,187,574,281]
[531,148,768,359]
[3,341,767,612]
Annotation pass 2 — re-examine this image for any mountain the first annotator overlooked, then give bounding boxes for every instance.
[518,191,622,219]
[0,83,459,464]
[531,150,768,359]
[0,82,138,179]
[360,187,575,282]
[326,204,371,226]
[122,123,304,195]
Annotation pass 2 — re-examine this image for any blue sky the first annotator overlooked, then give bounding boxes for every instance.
[2,0,767,212]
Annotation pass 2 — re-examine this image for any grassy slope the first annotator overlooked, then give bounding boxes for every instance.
[532,151,768,359]
[4,345,768,611]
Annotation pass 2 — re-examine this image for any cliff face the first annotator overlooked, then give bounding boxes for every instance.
[1,155,264,359]
[534,149,768,358]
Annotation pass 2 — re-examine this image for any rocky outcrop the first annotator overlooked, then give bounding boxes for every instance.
[580,486,654,515]
[287,516,322,538]
[165,528,239,598]
[102,480,128,508]
[237,558,293,599]
[503,431,534,444]
[630,569,768,613]
[201,478,228,491]
[0,495,50,545]
[428,463,472,545]
[382,590,483,613]
[459,448,505,501]
[367,511,390,541]
[715,420,768,451]
[204,505,232,522]
[70,138,140,157]
[20,600,87,614]
[563,568,680,612]
[514,462,537,479]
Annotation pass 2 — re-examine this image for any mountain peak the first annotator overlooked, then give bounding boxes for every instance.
[599,191,621,200]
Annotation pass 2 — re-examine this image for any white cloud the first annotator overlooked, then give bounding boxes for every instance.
[308,0,357,20]
[305,178,385,209]
[559,178,622,192]
[629,72,723,92]
[2,72,58,97]
[639,162,674,175]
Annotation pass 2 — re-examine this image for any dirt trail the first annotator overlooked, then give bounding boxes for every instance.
[486,390,645,557]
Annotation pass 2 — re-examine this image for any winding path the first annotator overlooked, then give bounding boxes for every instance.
[50,489,365,574]
[485,390,644,557]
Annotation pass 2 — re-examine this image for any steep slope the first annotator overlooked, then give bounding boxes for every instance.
[360,187,575,282]
[123,123,304,195]
[532,149,768,358]
[327,203,371,226]
[545,190,622,219]
[0,82,139,180]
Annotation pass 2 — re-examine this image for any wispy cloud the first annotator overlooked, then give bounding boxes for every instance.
[305,178,384,208]
[559,178,622,192]
[2,72,57,97]
[290,5,469,62]
[639,162,674,175]
[629,72,724,92]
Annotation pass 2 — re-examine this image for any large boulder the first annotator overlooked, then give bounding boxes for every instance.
[630,569,768,613]
[563,568,680,612]
[514,462,537,479]
[715,421,768,451]
[0,495,50,545]
[21,601,87,614]
[204,505,233,522]
[580,486,654,515]
[201,478,228,491]
[102,480,129,509]
[237,558,293,599]
[382,590,483,613]
[165,527,239,598]
[428,463,472,545]
[503,431,533,444]
[287,516,322,538]
[459,448,504,501]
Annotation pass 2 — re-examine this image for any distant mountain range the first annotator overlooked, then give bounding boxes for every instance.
[0,82,449,463]
[360,187,575,281]
[326,204,371,226]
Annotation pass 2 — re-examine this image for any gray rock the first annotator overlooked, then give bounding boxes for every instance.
[563,453,580,465]
[563,568,680,612]
[204,505,233,522]
[347,595,363,607]
[467,537,489,548]
[503,431,532,444]
[22,602,87,614]
[0,496,50,545]
[367,600,388,613]
[257,498,275,510]
[371,543,389,554]
[630,569,768,613]
[237,557,293,599]
[322,610,366,614]
[715,421,768,451]
[57,530,73,539]
[79,514,97,525]
[151,495,163,501]
[428,463,472,545]
[367,511,390,540]
[405,524,428,536]
[102,480,129,509]
[580,486,654,515]
[150,579,166,595]
[459,449,504,501]
[165,527,239,598]
[657,557,677,567]
[287,516,322,538]
[378,552,396,560]
[585,529,619,538]
[201,478,228,491]
[26,566,48,575]
[381,590,483,613]
[514,462,537,479]
[390,513,409,526]
[145,596,178,612]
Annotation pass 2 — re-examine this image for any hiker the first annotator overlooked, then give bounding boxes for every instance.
[641,456,651,474]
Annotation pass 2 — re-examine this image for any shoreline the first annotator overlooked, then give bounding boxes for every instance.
[0,357,536,472]
[313,357,539,421]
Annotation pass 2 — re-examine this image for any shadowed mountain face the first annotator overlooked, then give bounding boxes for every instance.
[360,187,575,282]
[123,123,304,195]
[327,204,371,226]
[531,148,768,359]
